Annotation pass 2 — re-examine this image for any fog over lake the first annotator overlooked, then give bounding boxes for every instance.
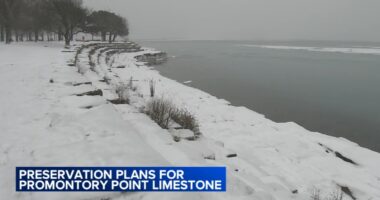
[85,0,380,41]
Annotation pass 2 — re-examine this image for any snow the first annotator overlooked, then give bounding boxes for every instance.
[242,44,380,55]
[1,42,380,200]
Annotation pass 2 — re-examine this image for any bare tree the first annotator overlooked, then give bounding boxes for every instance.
[86,10,129,43]
[0,0,128,45]
[23,0,51,41]
[0,9,4,42]
[110,16,129,42]
[0,25,4,42]
[0,0,24,43]
[85,10,109,41]
[50,0,87,46]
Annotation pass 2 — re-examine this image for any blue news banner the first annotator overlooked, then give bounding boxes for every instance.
[16,167,226,192]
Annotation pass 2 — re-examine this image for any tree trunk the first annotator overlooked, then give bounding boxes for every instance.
[5,24,12,44]
[108,32,112,43]
[101,32,106,41]
[64,30,71,46]
[65,38,70,46]
[41,32,44,41]
[112,34,117,42]
[57,29,62,41]
[34,30,39,42]
[15,31,19,42]
[58,32,63,41]
[0,25,4,42]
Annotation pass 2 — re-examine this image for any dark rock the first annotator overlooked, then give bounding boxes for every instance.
[135,52,168,66]
[173,136,181,142]
[204,154,216,160]
[108,98,129,104]
[73,82,92,86]
[226,153,237,158]
[339,185,356,200]
[335,151,358,165]
[76,89,103,96]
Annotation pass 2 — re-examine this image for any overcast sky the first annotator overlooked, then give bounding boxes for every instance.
[84,0,380,41]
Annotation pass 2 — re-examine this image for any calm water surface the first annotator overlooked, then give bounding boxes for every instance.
[139,40,380,152]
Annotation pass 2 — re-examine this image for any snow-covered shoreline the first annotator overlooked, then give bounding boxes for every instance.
[1,42,380,200]
[79,42,380,199]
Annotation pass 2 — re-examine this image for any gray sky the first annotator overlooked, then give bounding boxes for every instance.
[84,0,380,41]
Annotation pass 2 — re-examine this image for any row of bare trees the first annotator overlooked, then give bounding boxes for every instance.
[0,0,129,45]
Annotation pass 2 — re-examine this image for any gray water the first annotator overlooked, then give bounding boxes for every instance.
[139,40,380,153]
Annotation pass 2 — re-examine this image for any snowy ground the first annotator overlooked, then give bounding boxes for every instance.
[1,42,380,200]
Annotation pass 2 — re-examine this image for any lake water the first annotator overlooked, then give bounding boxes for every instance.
[139,40,380,153]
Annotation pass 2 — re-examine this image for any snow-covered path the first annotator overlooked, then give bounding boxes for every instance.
[1,42,380,200]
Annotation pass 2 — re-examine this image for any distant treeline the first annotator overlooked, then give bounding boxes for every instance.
[0,0,129,45]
